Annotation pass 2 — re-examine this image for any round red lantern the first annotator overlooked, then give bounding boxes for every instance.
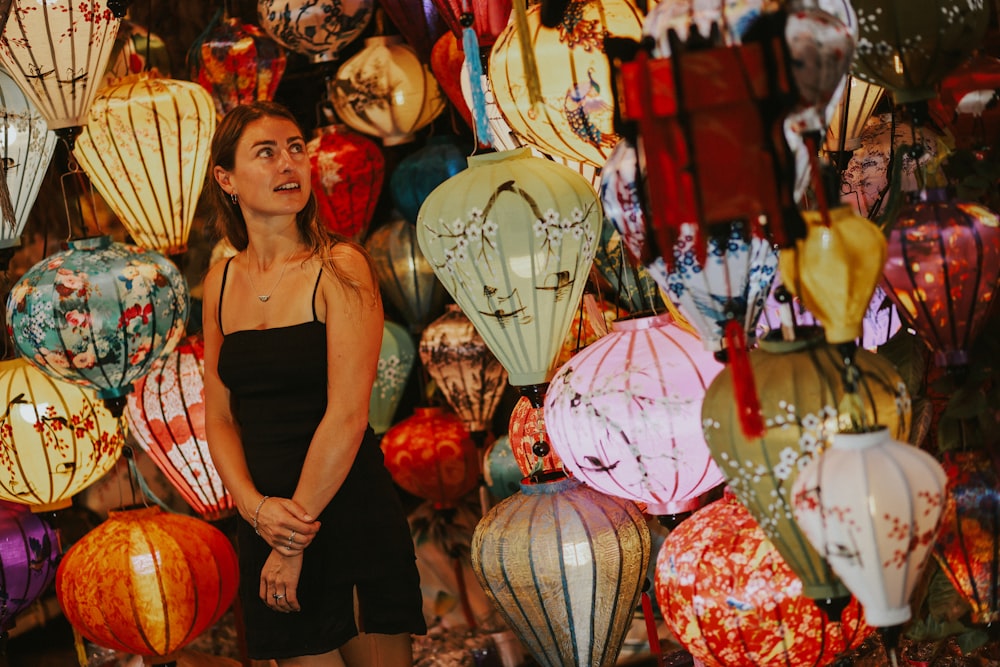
[307,123,385,240]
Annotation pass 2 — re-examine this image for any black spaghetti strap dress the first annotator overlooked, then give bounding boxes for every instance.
[215,257,425,660]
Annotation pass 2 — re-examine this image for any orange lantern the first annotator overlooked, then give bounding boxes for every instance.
[56,506,239,661]
[508,396,564,478]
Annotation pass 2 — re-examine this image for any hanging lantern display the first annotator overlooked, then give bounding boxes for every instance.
[0,66,57,269]
[390,135,469,226]
[933,450,1000,625]
[365,217,449,334]
[592,218,664,316]
[508,396,564,477]
[791,427,947,626]
[328,36,445,146]
[257,0,374,62]
[416,147,602,398]
[430,32,475,133]
[850,0,988,106]
[307,123,384,240]
[483,435,522,501]
[124,334,233,521]
[823,75,885,164]
[881,189,1000,371]
[0,500,59,633]
[433,0,511,49]
[378,0,447,63]
[189,16,287,118]
[472,474,650,667]
[73,73,216,256]
[5,235,190,417]
[488,0,643,169]
[104,20,170,85]
[57,506,239,659]
[380,407,480,509]
[701,328,911,603]
[656,493,873,667]
[419,305,508,437]
[0,359,123,510]
[545,312,724,516]
[369,320,416,435]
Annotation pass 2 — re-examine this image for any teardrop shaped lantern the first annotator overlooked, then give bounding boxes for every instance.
[0,0,123,137]
[257,0,374,62]
[390,135,469,226]
[0,66,57,269]
[792,427,948,626]
[124,334,234,521]
[0,359,124,511]
[307,123,385,240]
[5,235,190,416]
[419,305,508,437]
[472,475,650,667]
[545,313,725,517]
[57,506,239,659]
[369,320,416,435]
[0,500,59,633]
[73,73,216,255]
[508,395,564,477]
[328,36,445,146]
[189,16,287,118]
[416,147,602,396]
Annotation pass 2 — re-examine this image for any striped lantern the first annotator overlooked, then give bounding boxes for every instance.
[74,72,216,255]
[369,320,416,435]
[0,500,59,633]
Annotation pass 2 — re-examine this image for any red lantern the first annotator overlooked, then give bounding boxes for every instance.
[430,31,475,133]
[508,396,563,477]
[432,0,511,49]
[381,407,480,508]
[307,124,385,240]
[929,53,1000,150]
[56,506,239,660]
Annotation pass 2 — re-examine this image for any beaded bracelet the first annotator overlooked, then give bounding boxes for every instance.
[252,495,271,536]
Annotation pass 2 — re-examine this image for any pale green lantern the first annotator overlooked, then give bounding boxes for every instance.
[368,320,416,435]
[416,147,601,401]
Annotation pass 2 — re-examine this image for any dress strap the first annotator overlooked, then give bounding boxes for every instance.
[219,256,235,336]
[312,267,323,322]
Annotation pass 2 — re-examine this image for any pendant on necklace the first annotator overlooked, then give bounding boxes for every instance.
[258,295,270,302]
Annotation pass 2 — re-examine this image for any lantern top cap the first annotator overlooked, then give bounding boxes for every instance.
[831,427,891,449]
[611,312,674,332]
[468,147,533,168]
[67,235,114,251]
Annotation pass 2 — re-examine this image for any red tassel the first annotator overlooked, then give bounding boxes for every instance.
[725,319,765,439]
[641,590,661,657]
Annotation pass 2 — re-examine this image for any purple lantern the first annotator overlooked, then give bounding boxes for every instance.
[0,500,59,633]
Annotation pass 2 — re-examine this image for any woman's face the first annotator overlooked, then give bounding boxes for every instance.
[216,115,312,222]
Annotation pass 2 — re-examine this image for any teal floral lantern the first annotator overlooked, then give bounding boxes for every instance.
[369,320,416,435]
[6,235,189,417]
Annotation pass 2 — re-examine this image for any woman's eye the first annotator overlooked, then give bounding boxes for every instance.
[258,148,274,158]
[289,143,305,154]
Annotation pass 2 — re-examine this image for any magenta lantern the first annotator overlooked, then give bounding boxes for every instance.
[0,500,59,634]
[307,124,385,240]
[544,312,725,516]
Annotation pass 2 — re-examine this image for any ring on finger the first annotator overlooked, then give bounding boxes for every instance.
[287,530,297,548]
[273,593,284,601]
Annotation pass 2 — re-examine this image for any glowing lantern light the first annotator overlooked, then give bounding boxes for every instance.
[0,500,59,633]
[307,123,384,240]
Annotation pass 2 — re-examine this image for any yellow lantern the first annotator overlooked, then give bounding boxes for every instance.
[74,72,216,255]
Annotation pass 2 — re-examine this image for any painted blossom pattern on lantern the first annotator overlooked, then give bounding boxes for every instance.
[374,353,414,400]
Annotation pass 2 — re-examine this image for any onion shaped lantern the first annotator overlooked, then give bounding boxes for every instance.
[656,494,873,666]
[791,427,947,626]
[483,435,522,502]
[257,0,373,62]
[508,396,564,477]
[701,328,911,603]
[328,36,445,146]
[74,73,216,256]
[472,475,650,667]
[380,407,479,509]
[0,66,57,269]
[189,16,287,118]
[369,320,416,435]
[545,312,725,517]
[0,500,59,633]
[390,135,469,226]
[881,189,1000,371]
[419,305,508,438]
[416,147,602,396]
[5,235,190,416]
[124,334,233,521]
[56,506,239,659]
[0,0,123,137]
[307,123,384,240]
[0,359,123,510]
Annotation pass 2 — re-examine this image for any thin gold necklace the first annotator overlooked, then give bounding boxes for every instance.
[246,246,294,303]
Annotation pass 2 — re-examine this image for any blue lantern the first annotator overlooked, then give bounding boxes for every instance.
[390,135,469,225]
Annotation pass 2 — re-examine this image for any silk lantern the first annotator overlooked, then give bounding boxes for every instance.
[189,16,287,118]
[380,407,479,509]
[508,396,564,477]
[472,474,650,667]
[6,235,190,416]
[390,135,469,226]
[124,334,233,521]
[366,217,449,334]
[57,506,239,659]
[0,66,57,269]
[0,501,59,633]
[378,0,447,63]
[419,305,508,438]
[881,189,1000,370]
[257,0,373,62]
[483,435,522,501]
[73,73,215,256]
[792,427,948,626]
[701,328,912,603]
[369,320,416,435]
[545,312,725,516]
[307,123,384,240]
[416,147,602,397]
[431,32,475,134]
[823,75,885,165]
[0,359,123,511]
[328,36,445,146]
[656,494,872,667]
[0,0,123,139]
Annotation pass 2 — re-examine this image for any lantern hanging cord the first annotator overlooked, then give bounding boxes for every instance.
[123,444,177,513]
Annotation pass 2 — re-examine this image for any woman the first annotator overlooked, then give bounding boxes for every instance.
[202,101,426,666]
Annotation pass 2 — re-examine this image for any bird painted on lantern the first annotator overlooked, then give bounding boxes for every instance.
[564,68,613,149]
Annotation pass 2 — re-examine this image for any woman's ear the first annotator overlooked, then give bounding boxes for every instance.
[214,165,232,193]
